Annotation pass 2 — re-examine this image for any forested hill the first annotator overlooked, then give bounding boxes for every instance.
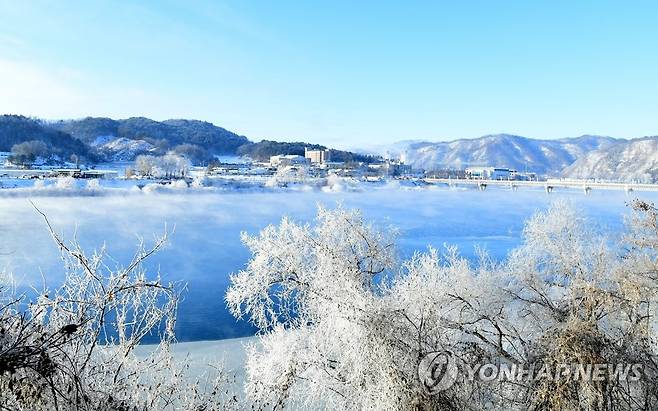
[50,117,250,154]
[0,115,92,161]
[0,115,377,165]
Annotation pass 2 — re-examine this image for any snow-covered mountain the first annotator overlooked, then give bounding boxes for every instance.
[562,137,658,182]
[383,134,617,174]
[92,136,156,161]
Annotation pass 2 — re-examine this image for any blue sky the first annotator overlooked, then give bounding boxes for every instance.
[1,1,657,148]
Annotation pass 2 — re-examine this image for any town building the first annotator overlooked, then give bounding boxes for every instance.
[490,168,516,180]
[365,159,413,177]
[465,167,493,179]
[383,160,412,176]
[50,169,118,179]
[269,155,310,168]
[465,167,517,180]
[304,148,331,165]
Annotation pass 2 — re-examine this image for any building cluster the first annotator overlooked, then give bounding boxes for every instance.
[0,151,120,180]
[464,166,537,181]
[269,148,333,168]
[1,144,545,185]
[0,167,118,179]
[208,148,418,180]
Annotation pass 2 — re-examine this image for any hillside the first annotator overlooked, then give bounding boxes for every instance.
[3,115,648,178]
[0,115,92,161]
[562,137,658,182]
[50,117,249,154]
[1,115,377,166]
[385,134,617,174]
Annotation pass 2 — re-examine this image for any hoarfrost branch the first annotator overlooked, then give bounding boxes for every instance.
[0,205,239,411]
[228,202,658,410]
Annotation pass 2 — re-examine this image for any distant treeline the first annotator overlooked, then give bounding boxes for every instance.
[0,115,94,165]
[0,115,380,166]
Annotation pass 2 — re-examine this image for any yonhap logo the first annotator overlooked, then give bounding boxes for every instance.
[417,352,651,397]
[418,351,459,394]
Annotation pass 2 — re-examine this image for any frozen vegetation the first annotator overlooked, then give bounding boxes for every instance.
[3,186,658,409]
[225,201,658,409]
[0,215,240,410]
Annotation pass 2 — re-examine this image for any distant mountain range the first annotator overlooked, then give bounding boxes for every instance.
[379,134,658,182]
[3,115,658,182]
[379,134,618,175]
[562,137,658,182]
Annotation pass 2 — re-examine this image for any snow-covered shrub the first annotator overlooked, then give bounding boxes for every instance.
[322,173,344,192]
[266,166,307,187]
[135,153,191,179]
[170,179,189,189]
[85,178,101,191]
[0,209,239,411]
[191,174,210,188]
[227,202,658,410]
[55,176,76,190]
[321,174,360,193]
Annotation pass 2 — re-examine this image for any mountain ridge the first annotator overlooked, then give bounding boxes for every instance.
[562,136,658,182]
[4,114,658,181]
[382,134,618,174]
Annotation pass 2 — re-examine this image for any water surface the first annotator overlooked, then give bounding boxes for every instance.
[0,186,650,340]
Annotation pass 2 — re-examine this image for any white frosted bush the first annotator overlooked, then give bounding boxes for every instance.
[55,176,76,190]
[170,179,189,189]
[0,208,239,411]
[228,201,658,410]
[85,178,101,190]
[191,174,209,188]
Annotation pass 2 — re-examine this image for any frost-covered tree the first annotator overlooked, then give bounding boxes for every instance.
[227,202,658,410]
[9,140,51,166]
[135,154,158,177]
[134,153,190,178]
[265,165,308,187]
[0,208,238,411]
[226,206,472,410]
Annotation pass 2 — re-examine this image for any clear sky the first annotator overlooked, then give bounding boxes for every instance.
[1,1,657,148]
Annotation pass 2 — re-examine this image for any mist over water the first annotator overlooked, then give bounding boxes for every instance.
[0,187,651,341]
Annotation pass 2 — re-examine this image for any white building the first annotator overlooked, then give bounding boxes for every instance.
[490,168,516,180]
[304,148,331,165]
[465,167,516,180]
[465,167,493,179]
[270,154,310,168]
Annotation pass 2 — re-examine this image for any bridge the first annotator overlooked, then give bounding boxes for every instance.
[423,178,658,193]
